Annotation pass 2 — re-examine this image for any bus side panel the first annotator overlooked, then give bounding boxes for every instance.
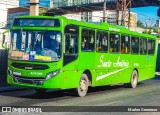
[129,55,141,81]
[137,55,148,81]
[78,52,96,86]
[95,53,110,86]
[147,55,157,80]
[61,60,81,89]
[95,53,132,86]
[119,54,132,83]
[61,52,96,89]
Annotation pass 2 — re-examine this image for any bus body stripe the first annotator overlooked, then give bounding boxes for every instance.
[96,67,129,81]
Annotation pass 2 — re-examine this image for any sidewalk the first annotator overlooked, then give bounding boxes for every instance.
[0,85,26,93]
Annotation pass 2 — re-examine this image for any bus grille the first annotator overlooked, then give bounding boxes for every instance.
[11,62,49,70]
[13,75,45,79]
[13,77,44,85]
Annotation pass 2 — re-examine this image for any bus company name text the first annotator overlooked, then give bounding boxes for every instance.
[98,55,129,68]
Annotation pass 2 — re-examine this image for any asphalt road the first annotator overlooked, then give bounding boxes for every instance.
[0,76,160,115]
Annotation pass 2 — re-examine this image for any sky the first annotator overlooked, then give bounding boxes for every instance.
[131,6,159,26]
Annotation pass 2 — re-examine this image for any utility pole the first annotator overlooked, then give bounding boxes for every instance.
[116,0,132,28]
[30,0,39,16]
[103,0,106,22]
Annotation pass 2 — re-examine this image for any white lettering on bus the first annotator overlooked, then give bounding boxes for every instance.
[109,27,120,32]
[113,57,129,67]
[98,55,112,68]
[98,55,129,68]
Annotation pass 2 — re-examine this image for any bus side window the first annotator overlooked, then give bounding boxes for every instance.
[148,39,155,55]
[121,35,130,54]
[131,37,139,54]
[65,34,78,54]
[96,31,108,52]
[140,38,147,55]
[109,33,120,53]
[82,29,95,51]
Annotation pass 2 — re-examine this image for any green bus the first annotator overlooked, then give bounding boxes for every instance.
[3,16,157,97]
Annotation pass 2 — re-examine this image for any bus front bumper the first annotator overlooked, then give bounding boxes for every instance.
[7,74,62,89]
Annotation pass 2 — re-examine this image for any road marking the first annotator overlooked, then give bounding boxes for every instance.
[103,101,122,106]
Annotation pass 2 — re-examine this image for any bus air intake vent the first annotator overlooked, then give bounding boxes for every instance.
[11,62,49,70]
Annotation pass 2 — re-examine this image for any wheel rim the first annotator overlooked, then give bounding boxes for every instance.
[80,79,87,92]
[132,72,137,88]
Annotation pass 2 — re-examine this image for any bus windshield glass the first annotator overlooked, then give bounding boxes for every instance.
[13,18,60,27]
[9,30,62,62]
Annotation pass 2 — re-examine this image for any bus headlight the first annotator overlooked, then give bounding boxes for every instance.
[45,69,60,80]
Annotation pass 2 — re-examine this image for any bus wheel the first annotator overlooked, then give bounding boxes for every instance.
[125,70,138,88]
[35,89,47,94]
[75,73,89,97]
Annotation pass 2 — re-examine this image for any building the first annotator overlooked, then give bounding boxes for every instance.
[63,13,81,21]
[106,10,117,24]
[92,11,103,22]
[157,19,160,32]
[129,12,137,29]
[62,11,101,23]
[157,19,160,27]
[0,0,19,28]
[0,0,19,49]
[106,10,137,28]
[54,0,104,8]
[62,10,137,29]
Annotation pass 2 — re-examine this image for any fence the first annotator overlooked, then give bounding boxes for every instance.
[0,49,8,85]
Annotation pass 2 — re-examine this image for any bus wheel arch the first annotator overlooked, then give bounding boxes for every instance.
[83,70,92,86]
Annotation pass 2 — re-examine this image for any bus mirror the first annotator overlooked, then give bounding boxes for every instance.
[2,30,10,50]
[2,43,6,49]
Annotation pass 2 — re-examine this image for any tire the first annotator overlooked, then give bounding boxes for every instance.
[74,73,89,97]
[35,89,47,94]
[125,70,138,88]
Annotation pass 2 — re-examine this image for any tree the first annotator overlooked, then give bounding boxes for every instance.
[153,27,158,33]
[137,20,144,28]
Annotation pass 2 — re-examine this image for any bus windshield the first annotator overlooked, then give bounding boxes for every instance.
[9,30,62,62]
